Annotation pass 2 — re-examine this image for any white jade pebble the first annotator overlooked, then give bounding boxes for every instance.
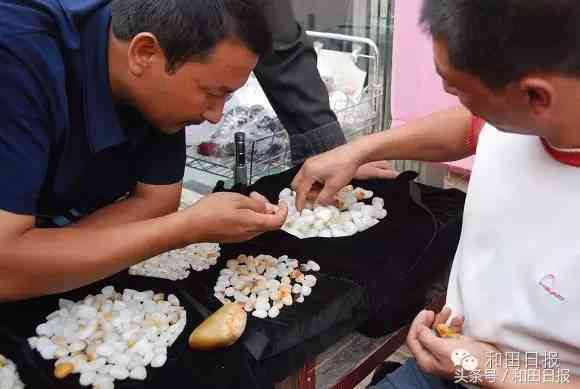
[69,341,86,353]
[96,343,114,357]
[28,337,39,349]
[54,347,68,358]
[300,229,318,239]
[330,226,349,238]
[225,287,235,297]
[283,227,303,239]
[344,222,358,236]
[101,285,115,297]
[221,268,234,276]
[244,301,255,312]
[279,188,292,198]
[255,300,270,312]
[28,287,186,389]
[168,294,180,306]
[313,218,326,231]
[307,261,320,272]
[215,254,320,321]
[300,215,316,226]
[109,365,129,380]
[303,275,317,288]
[79,371,96,386]
[93,375,114,389]
[36,323,52,337]
[268,306,280,318]
[37,338,58,360]
[130,366,147,380]
[0,355,25,389]
[77,305,98,320]
[314,207,333,222]
[252,310,268,319]
[267,280,281,290]
[280,185,386,239]
[151,353,167,368]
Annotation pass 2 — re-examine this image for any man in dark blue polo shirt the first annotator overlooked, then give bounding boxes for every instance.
[0,0,288,301]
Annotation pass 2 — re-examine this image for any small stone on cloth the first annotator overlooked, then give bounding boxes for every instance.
[130,243,221,280]
[214,255,320,319]
[27,286,186,388]
[0,354,25,389]
[280,186,387,239]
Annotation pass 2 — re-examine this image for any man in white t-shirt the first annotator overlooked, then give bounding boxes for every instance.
[291,0,580,388]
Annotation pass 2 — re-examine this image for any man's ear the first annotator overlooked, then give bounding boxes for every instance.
[127,32,164,77]
[520,77,554,116]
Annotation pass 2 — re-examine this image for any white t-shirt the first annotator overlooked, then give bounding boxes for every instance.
[446,124,580,375]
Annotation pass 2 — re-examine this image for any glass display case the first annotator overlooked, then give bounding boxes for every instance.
[183,1,394,191]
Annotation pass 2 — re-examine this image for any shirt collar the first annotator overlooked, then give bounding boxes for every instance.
[80,4,127,153]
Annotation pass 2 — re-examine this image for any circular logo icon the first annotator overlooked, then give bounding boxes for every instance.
[451,349,479,371]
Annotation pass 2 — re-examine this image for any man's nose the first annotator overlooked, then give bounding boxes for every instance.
[204,100,226,124]
[203,110,223,124]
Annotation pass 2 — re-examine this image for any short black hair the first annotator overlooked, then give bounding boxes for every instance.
[111,0,272,72]
[421,0,580,90]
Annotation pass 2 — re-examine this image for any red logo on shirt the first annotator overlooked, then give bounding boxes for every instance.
[539,274,565,301]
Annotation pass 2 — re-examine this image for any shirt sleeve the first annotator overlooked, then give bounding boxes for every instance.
[0,47,52,215]
[466,116,485,155]
[134,128,186,185]
[254,0,346,165]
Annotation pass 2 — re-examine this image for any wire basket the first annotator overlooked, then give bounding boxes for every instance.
[186,116,291,184]
[186,31,383,186]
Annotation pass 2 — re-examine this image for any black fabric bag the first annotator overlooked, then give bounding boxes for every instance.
[215,167,465,339]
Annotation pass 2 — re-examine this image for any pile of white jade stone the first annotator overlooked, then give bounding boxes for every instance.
[129,243,221,280]
[0,354,25,389]
[214,254,320,319]
[279,185,387,238]
[27,286,186,389]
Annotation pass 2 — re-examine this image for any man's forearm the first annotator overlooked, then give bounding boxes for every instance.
[74,195,177,228]
[75,183,181,228]
[255,0,346,164]
[0,211,194,301]
[350,106,474,165]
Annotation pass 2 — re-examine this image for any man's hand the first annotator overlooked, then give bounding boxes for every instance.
[184,192,288,243]
[291,144,362,211]
[407,308,499,380]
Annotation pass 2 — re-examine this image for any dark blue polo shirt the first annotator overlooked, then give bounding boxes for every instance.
[0,0,186,222]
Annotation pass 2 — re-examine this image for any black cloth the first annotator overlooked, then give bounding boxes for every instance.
[0,267,363,389]
[256,0,346,165]
[218,167,465,337]
[0,274,272,389]
[185,251,367,361]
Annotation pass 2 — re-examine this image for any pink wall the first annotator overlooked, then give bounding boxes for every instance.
[390,0,472,172]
